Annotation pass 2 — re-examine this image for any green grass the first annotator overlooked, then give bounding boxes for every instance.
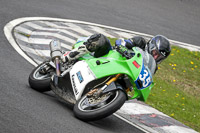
[109,38,200,132]
[147,46,200,132]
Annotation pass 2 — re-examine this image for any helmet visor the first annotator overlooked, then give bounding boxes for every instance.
[151,48,165,63]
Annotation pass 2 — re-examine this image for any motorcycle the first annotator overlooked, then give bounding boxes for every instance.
[28,37,154,121]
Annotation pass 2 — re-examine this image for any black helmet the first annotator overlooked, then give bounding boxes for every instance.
[147,35,171,64]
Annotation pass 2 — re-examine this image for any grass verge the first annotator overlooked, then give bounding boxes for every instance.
[109,38,200,132]
[147,46,200,132]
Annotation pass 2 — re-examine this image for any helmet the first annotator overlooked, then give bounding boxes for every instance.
[147,35,171,64]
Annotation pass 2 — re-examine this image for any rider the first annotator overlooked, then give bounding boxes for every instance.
[62,33,171,74]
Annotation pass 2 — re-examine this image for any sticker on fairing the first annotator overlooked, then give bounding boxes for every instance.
[135,64,152,90]
[76,71,84,83]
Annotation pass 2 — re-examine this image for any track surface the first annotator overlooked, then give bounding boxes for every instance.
[1,0,200,132]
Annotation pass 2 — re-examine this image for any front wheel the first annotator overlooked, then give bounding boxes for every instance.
[73,90,126,121]
[29,62,53,92]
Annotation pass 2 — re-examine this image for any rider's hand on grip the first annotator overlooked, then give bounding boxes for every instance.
[115,45,134,59]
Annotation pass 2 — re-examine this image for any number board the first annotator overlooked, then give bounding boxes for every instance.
[135,64,153,90]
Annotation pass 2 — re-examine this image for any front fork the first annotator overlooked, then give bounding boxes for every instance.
[87,74,123,97]
[101,74,122,91]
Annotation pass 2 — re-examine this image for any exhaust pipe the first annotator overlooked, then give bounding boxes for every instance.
[49,40,62,76]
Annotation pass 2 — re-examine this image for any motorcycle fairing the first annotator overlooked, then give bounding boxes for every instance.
[74,41,154,102]
[70,61,96,100]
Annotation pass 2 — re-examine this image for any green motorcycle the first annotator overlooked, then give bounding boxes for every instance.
[29,38,154,121]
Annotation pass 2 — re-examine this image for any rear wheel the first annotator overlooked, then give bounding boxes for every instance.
[29,62,53,92]
[73,89,126,121]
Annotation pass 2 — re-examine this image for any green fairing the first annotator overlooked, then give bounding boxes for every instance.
[73,41,153,101]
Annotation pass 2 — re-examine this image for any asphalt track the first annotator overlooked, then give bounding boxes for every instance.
[0,0,200,133]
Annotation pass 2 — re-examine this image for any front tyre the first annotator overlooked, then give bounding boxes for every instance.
[73,90,126,121]
[29,62,52,92]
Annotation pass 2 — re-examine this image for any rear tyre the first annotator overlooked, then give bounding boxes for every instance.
[73,90,126,121]
[29,62,52,92]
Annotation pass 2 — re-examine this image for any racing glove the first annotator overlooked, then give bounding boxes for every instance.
[115,38,135,49]
[115,44,134,59]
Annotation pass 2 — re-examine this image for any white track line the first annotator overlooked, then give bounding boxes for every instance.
[24,22,76,44]
[31,31,76,44]
[35,21,82,38]
[19,43,38,55]
[15,30,72,50]
[62,23,93,36]
[113,31,135,39]
[28,37,72,49]
[38,21,67,28]
[15,26,33,35]
[20,44,50,58]
[14,33,51,57]
[4,24,37,66]
[27,21,81,39]
[88,25,116,38]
